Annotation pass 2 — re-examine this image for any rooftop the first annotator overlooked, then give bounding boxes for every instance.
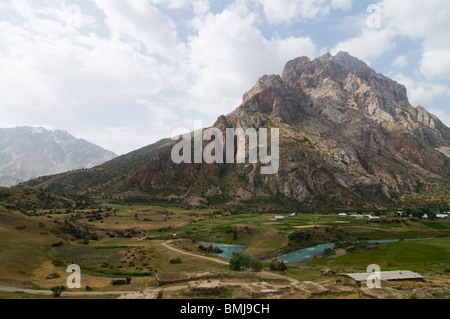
[340,271,423,282]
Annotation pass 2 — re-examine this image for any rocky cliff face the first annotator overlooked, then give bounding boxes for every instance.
[25,52,450,210]
[117,52,449,209]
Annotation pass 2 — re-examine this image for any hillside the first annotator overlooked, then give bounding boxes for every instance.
[21,52,450,211]
[0,127,117,186]
[21,138,173,196]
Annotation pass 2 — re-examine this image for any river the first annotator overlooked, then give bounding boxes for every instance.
[215,237,437,264]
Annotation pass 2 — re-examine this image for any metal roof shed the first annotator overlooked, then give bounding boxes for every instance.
[340,271,424,286]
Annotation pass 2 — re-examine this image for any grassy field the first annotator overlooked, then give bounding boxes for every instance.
[306,238,450,273]
[1,203,449,299]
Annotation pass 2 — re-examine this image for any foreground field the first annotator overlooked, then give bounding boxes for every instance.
[0,204,449,299]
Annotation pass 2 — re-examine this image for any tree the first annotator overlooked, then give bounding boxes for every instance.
[51,286,66,298]
[411,208,425,219]
[404,208,412,217]
[229,253,262,272]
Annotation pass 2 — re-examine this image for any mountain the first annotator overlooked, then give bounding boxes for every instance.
[20,52,450,211]
[0,126,117,187]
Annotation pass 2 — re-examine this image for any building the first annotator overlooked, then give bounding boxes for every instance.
[436,214,449,219]
[274,216,285,221]
[339,271,424,287]
[338,213,347,217]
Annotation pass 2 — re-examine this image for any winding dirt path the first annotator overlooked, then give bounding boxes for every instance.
[0,240,298,297]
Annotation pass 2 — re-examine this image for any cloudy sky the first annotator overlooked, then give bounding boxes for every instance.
[1,0,449,155]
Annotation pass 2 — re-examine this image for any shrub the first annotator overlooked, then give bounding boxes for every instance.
[322,248,336,257]
[111,278,131,286]
[52,260,65,267]
[52,241,64,247]
[51,286,66,298]
[170,257,182,264]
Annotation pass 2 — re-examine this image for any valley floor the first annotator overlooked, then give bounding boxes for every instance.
[0,204,449,299]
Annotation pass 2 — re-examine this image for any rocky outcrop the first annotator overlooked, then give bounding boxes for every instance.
[321,268,336,276]
[270,258,287,271]
[199,243,223,254]
[64,219,90,238]
[45,273,61,280]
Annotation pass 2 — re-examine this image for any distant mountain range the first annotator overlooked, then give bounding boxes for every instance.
[20,52,450,211]
[0,127,117,187]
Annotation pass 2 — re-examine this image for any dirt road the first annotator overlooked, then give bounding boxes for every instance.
[0,240,298,298]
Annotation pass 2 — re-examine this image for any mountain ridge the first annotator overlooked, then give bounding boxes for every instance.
[0,126,117,187]
[20,52,450,211]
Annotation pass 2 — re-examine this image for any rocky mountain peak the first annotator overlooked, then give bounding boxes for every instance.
[238,52,420,129]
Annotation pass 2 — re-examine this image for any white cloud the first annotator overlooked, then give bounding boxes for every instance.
[393,73,449,108]
[91,0,184,59]
[392,55,408,69]
[380,0,450,41]
[380,0,450,82]
[4,0,447,155]
[0,21,176,110]
[257,0,331,24]
[419,50,450,80]
[76,126,157,155]
[331,28,397,63]
[331,0,352,11]
[186,8,317,116]
[149,0,191,10]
